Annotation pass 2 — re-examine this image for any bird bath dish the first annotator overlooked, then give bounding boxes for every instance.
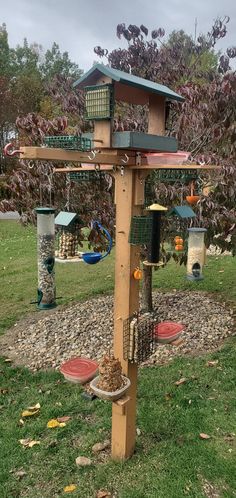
[90,375,131,401]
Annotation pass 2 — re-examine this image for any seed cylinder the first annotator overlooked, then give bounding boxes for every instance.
[187,228,207,281]
[35,207,56,309]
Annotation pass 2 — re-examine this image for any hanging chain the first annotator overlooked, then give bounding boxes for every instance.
[65,173,71,212]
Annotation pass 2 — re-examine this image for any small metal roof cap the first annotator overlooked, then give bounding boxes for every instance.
[146,203,168,211]
[55,211,78,227]
[35,207,55,214]
[188,227,207,232]
[167,206,196,218]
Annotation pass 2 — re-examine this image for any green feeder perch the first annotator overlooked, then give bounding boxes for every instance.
[43,135,91,152]
[129,216,152,245]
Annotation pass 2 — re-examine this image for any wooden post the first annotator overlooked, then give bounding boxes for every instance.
[148,94,166,135]
[111,169,143,460]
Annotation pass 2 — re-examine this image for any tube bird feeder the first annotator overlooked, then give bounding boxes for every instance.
[187,227,207,281]
[146,204,167,264]
[35,207,56,309]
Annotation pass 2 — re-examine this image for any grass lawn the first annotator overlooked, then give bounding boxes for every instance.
[0,220,236,334]
[0,220,236,497]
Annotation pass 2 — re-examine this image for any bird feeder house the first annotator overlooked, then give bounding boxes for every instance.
[187,228,207,281]
[35,207,56,309]
[167,206,196,253]
[55,211,81,260]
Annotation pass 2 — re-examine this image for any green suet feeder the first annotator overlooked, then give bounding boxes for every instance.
[129,216,152,245]
[44,135,91,152]
[84,84,114,120]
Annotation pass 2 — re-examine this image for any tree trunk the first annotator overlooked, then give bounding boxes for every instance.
[141,264,153,312]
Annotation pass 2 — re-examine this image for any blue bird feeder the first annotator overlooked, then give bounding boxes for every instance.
[82,221,112,265]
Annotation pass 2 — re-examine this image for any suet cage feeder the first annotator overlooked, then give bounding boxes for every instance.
[44,135,91,151]
[128,216,152,245]
[187,227,207,281]
[84,84,114,120]
[55,211,81,260]
[123,313,156,364]
[35,207,56,309]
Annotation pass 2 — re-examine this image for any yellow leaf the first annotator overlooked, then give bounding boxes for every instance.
[59,422,66,427]
[47,419,60,428]
[21,409,39,417]
[64,484,77,493]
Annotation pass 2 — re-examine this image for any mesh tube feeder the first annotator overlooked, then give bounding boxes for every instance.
[35,207,56,309]
[144,204,168,266]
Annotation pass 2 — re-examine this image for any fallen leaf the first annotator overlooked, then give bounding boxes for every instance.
[136,428,141,436]
[18,419,25,426]
[75,456,92,467]
[14,470,27,479]
[57,416,71,423]
[175,377,187,386]
[64,484,77,493]
[206,360,219,367]
[47,419,66,428]
[4,358,12,363]
[165,392,172,401]
[0,388,8,394]
[28,403,40,410]
[199,433,211,440]
[19,439,40,448]
[21,409,39,417]
[218,270,224,273]
[92,440,110,453]
[96,491,111,498]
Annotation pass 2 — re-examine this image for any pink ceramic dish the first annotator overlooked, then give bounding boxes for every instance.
[60,357,98,384]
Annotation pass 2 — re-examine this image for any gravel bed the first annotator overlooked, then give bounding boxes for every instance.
[0,291,234,371]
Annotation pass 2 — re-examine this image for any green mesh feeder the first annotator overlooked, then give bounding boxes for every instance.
[84,84,114,120]
[156,169,199,184]
[129,216,152,245]
[44,136,91,152]
[69,170,104,182]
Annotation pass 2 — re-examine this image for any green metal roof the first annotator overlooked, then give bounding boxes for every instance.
[73,63,184,102]
[55,211,78,227]
[167,206,196,219]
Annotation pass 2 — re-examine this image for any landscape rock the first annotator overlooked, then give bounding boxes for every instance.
[92,440,110,453]
[75,456,92,467]
[0,291,234,371]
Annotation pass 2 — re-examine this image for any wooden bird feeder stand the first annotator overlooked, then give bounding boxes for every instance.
[15,63,219,461]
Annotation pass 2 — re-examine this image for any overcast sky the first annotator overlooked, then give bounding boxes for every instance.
[1,0,236,71]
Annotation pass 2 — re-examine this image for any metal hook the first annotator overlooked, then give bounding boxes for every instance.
[28,160,34,169]
[121,153,129,164]
[95,164,100,171]
[88,150,96,160]
[3,143,22,157]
